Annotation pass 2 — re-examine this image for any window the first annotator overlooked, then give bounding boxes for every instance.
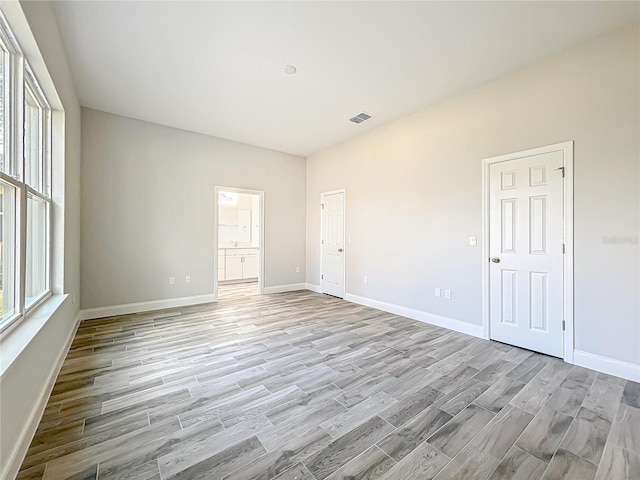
[0,14,52,331]
[0,180,16,322]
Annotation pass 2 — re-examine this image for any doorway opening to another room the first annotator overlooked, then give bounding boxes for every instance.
[214,187,264,300]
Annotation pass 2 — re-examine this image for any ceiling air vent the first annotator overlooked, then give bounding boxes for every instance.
[349,112,373,124]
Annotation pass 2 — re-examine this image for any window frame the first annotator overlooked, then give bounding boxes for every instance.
[0,11,52,333]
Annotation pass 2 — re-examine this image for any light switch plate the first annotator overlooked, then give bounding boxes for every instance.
[435,288,441,298]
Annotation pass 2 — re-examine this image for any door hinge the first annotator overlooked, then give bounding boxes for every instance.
[562,243,565,254]
[555,166,565,177]
[322,239,324,244]
[321,274,323,279]
[562,320,566,331]
[321,203,325,209]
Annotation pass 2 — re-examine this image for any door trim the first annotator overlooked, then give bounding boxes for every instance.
[481,141,574,362]
[320,189,346,298]
[213,186,265,301]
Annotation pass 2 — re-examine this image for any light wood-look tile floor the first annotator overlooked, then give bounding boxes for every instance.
[18,289,640,480]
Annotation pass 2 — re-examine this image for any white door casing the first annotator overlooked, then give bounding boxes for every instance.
[321,190,345,298]
[483,142,574,360]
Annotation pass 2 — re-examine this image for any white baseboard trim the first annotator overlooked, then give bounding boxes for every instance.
[3,312,81,480]
[263,283,307,294]
[305,283,321,293]
[573,350,640,382]
[344,293,484,339]
[79,294,216,321]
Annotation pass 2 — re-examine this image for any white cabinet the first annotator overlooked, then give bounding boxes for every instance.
[243,253,259,278]
[225,255,244,280]
[219,248,259,281]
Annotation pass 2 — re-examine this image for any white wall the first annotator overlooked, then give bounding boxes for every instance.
[0,0,81,477]
[307,25,640,371]
[81,109,306,310]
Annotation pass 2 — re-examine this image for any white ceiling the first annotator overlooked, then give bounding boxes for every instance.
[53,1,639,157]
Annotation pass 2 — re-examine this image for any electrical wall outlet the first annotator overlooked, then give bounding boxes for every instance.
[444,289,451,299]
[296,266,300,273]
[169,276,175,285]
[435,288,441,298]
[185,275,191,283]
[469,236,477,246]
[363,276,368,284]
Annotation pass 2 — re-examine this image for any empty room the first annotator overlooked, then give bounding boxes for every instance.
[1,1,639,479]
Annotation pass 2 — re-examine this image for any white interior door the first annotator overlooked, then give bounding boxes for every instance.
[489,151,564,357]
[321,191,345,298]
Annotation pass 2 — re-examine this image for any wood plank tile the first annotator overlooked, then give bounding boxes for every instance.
[560,407,612,464]
[541,449,597,480]
[544,379,590,417]
[473,360,518,385]
[581,378,624,420]
[273,463,315,480]
[380,442,450,480]
[224,426,331,480]
[16,288,639,480]
[377,406,452,461]
[515,405,573,462]
[42,417,182,479]
[427,404,494,458]
[473,377,525,414]
[157,415,272,478]
[164,436,267,480]
[433,444,499,480]
[320,392,397,439]
[259,399,347,451]
[595,443,640,480]
[487,446,547,480]
[377,385,443,428]
[608,403,640,454]
[325,445,396,480]
[472,405,533,460]
[304,416,395,480]
[622,381,640,409]
[435,379,490,416]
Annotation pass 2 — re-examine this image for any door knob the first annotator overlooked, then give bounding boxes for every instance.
[491,257,500,263]
[338,248,343,252]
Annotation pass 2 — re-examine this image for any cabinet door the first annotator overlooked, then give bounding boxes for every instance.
[226,256,243,280]
[242,254,259,279]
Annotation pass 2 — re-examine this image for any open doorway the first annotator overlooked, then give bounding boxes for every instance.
[214,187,264,301]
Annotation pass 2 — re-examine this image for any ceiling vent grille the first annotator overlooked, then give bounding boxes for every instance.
[349,112,373,124]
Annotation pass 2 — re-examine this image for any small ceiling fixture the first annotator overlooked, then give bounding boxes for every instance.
[284,65,297,75]
[349,112,373,124]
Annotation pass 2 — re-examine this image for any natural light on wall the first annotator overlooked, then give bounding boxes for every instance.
[0,12,52,331]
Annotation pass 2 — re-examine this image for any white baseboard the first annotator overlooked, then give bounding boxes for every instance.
[305,283,321,293]
[79,294,216,321]
[573,350,640,382]
[263,283,307,294]
[3,312,81,480]
[344,293,484,339]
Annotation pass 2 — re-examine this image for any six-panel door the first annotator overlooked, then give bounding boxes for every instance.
[489,151,564,357]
